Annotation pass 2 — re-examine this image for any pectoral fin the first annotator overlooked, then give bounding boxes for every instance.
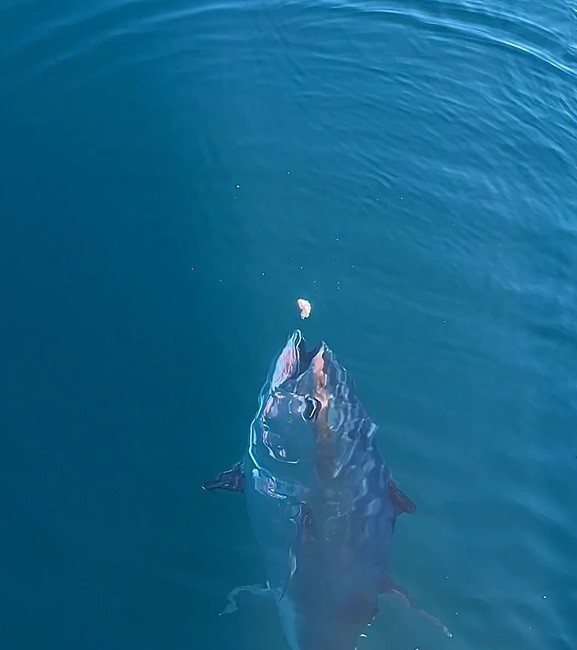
[389,479,416,515]
[380,575,451,637]
[202,461,245,493]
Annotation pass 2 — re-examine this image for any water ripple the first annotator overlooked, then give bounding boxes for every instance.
[284,0,577,79]
[1,0,245,81]
[4,0,577,86]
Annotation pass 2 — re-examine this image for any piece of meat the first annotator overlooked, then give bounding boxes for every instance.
[297,298,311,319]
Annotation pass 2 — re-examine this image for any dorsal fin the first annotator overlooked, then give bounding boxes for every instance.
[279,503,313,600]
[389,478,416,515]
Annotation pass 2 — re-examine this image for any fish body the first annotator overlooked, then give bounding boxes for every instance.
[204,330,416,650]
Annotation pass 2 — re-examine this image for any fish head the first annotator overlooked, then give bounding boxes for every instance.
[252,330,322,465]
[253,330,372,478]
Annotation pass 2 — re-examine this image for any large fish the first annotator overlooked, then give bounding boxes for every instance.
[204,330,445,649]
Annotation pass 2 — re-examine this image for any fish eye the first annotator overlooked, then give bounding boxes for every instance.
[302,396,321,421]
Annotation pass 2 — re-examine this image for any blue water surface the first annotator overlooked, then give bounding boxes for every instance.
[1,0,576,648]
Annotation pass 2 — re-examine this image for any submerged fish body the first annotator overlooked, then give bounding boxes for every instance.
[204,330,417,650]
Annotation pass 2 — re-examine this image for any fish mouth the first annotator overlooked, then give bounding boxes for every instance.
[270,330,323,389]
[293,330,323,377]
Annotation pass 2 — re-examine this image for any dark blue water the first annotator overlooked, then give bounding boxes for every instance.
[1,0,577,648]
